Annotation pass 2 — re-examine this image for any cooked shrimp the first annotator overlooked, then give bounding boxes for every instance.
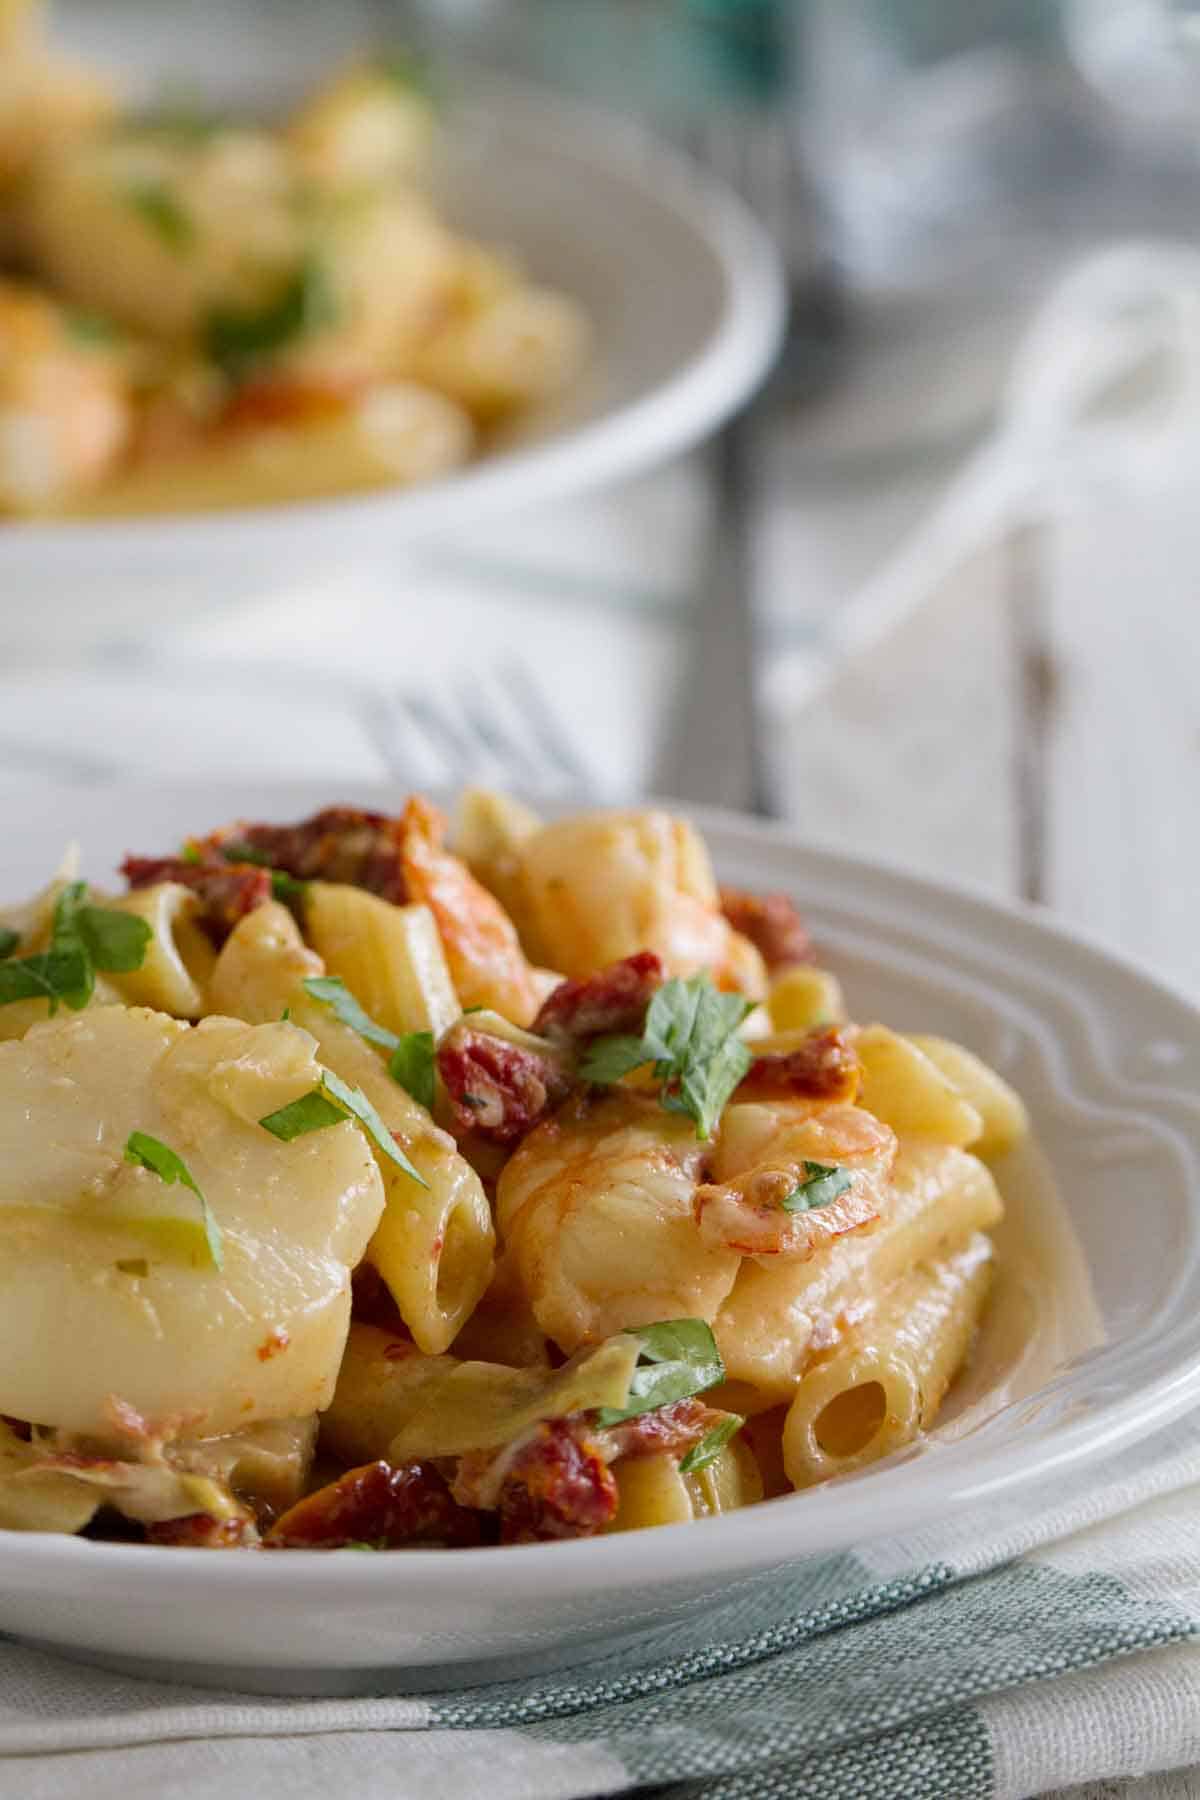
[695,1100,896,1259]
[0,279,130,513]
[496,1090,740,1354]
[398,795,539,1026]
[512,808,768,997]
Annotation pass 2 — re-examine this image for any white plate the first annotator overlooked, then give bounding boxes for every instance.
[0,15,785,639]
[2,781,1199,1695]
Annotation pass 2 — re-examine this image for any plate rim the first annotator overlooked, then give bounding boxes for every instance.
[1,783,1198,1601]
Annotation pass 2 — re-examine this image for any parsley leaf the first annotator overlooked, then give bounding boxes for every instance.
[125,182,195,251]
[594,1318,725,1427]
[780,1161,854,1213]
[123,1130,223,1270]
[388,1032,436,1112]
[259,1069,427,1188]
[580,974,753,1140]
[219,842,308,906]
[0,928,19,960]
[0,885,150,1012]
[679,1414,744,1476]
[205,257,337,376]
[0,949,91,1012]
[301,976,437,1113]
[258,1087,348,1140]
[303,975,398,1051]
[65,309,121,347]
[76,905,155,973]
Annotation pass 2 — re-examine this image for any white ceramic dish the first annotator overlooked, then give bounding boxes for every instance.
[1,780,1199,1695]
[0,13,784,640]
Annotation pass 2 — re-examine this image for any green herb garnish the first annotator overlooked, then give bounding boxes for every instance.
[594,1318,725,1427]
[780,1162,854,1213]
[679,1414,744,1476]
[65,309,121,347]
[377,49,436,100]
[125,182,195,251]
[388,1032,435,1112]
[301,976,437,1112]
[0,883,150,1013]
[205,257,337,376]
[259,1068,427,1187]
[0,928,19,960]
[219,842,308,906]
[303,975,398,1050]
[581,973,753,1140]
[123,1130,223,1270]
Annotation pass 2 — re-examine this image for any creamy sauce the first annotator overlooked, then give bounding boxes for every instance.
[936,1136,1104,1440]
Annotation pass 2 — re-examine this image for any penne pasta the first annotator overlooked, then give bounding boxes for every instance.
[104,882,215,1018]
[782,1234,993,1488]
[767,966,847,1034]
[713,1142,1003,1408]
[304,882,460,1040]
[610,1439,763,1532]
[907,1034,1030,1161]
[854,1024,985,1148]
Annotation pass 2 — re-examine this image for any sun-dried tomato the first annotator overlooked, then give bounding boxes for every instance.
[737,1026,860,1104]
[265,1460,481,1550]
[197,807,410,903]
[719,886,814,971]
[437,1023,571,1144]
[121,856,273,947]
[494,1420,618,1544]
[533,952,665,1049]
[146,1511,259,1549]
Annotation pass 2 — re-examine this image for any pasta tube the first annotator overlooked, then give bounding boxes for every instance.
[907,1035,1029,1161]
[211,902,495,1353]
[304,882,460,1039]
[854,1025,984,1148]
[104,882,216,1017]
[767,966,847,1034]
[714,1142,1003,1407]
[782,1234,993,1488]
[610,1440,763,1532]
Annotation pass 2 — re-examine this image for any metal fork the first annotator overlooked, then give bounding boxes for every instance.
[364,657,597,799]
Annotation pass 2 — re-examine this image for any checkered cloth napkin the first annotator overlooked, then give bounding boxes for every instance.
[4,1413,1200,1799]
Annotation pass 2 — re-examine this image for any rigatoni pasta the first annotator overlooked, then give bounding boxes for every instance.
[0,792,1027,1551]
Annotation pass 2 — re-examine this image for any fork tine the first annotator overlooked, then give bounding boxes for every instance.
[400,692,481,786]
[455,678,546,791]
[502,659,597,797]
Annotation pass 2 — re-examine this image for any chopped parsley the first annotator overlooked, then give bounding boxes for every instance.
[679,1414,744,1476]
[581,973,753,1140]
[388,1032,435,1112]
[123,1130,223,1271]
[259,1067,427,1187]
[0,883,150,1013]
[594,1318,725,1427]
[301,976,437,1112]
[205,257,337,376]
[377,49,437,101]
[65,309,121,347]
[779,1161,854,1213]
[303,975,397,1050]
[125,182,195,251]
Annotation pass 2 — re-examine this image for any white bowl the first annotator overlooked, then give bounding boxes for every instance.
[0,21,785,642]
[1,781,1199,1694]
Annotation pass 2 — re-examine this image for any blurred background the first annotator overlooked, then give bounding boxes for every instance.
[2,0,1198,993]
